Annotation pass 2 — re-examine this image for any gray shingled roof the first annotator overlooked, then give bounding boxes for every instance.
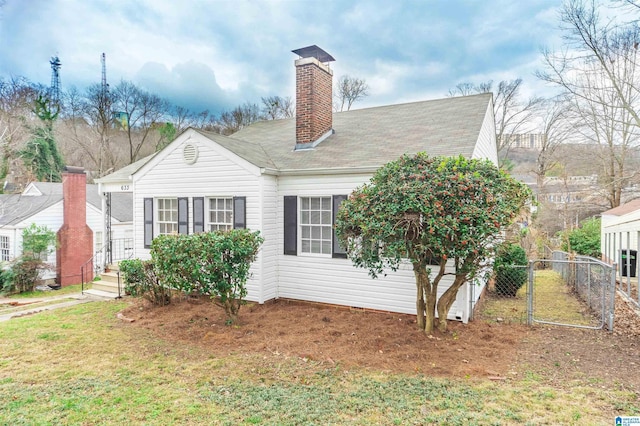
[226,93,492,171]
[96,93,492,181]
[0,183,132,226]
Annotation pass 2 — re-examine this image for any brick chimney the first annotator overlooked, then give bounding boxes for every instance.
[292,45,335,150]
[57,166,93,286]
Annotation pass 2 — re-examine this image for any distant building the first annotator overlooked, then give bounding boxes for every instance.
[501,133,546,150]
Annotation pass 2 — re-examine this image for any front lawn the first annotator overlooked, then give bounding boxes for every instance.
[0,299,636,425]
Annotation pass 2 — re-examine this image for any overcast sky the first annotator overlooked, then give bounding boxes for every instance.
[0,0,566,115]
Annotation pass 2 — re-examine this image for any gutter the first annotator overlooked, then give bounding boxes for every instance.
[260,166,379,176]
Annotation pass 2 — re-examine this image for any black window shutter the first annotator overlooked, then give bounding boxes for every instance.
[233,197,246,229]
[332,195,348,258]
[284,196,297,255]
[193,197,204,233]
[143,198,153,248]
[178,197,189,235]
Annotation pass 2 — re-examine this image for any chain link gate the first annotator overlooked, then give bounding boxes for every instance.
[527,253,616,331]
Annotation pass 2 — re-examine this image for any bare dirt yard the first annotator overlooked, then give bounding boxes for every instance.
[119,291,640,393]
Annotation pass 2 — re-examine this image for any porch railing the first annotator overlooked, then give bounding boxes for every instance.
[81,238,133,295]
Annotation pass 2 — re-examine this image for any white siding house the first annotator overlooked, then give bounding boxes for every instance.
[601,200,640,274]
[0,182,132,280]
[96,46,499,322]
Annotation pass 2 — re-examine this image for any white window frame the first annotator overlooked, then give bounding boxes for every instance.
[299,196,333,256]
[156,198,178,235]
[207,197,233,231]
[0,235,9,262]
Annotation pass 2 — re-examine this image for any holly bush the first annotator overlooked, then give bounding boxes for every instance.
[493,243,528,297]
[151,229,263,323]
[336,153,530,333]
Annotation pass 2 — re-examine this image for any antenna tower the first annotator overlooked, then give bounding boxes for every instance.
[49,56,61,106]
[101,53,108,95]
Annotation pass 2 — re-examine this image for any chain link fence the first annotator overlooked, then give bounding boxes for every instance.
[478,251,616,331]
[531,252,615,330]
[479,264,529,324]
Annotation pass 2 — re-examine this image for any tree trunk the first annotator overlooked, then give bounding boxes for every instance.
[425,283,436,334]
[413,263,427,331]
[436,274,466,332]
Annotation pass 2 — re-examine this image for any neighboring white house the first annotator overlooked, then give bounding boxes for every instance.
[601,199,640,275]
[96,46,499,322]
[0,181,132,280]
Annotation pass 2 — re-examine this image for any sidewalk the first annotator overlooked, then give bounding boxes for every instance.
[0,292,109,322]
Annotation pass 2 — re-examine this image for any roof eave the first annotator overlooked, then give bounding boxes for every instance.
[262,166,380,176]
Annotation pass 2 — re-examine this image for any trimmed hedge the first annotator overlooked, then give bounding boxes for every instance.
[151,229,263,323]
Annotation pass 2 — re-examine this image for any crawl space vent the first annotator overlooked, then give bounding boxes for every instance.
[183,143,198,165]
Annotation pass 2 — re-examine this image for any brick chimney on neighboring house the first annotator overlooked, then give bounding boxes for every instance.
[292,45,335,150]
[57,166,93,286]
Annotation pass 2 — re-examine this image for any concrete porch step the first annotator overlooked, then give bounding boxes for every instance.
[83,288,122,299]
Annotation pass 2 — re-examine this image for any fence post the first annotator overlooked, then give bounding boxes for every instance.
[587,261,591,309]
[527,260,534,326]
[609,262,617,332]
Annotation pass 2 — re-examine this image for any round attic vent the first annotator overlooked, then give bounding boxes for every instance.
[183,143,198,165]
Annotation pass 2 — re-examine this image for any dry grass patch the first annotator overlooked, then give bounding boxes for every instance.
[531,269,598,326]
[480,269,598,327]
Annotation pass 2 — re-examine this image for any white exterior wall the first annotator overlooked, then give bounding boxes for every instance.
[276,173,471,321]
[601,211,640,266]
[132,133,265,302]
[471,102,499,166]
[0,228,20,261]
[260,174,279,302]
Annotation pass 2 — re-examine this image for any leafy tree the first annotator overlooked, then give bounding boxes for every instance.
[21,223,56,260]
[155,122,177,151]
[20,94,64,182]
[335,154,530,334]
[560,217,601,258]
[5,224,56,293]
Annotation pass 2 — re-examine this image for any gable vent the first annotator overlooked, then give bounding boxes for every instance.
[183,143,198,165]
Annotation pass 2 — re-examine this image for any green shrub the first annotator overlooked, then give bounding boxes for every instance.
[1,224,57,294]
[0,266,13,294]
[119,258,170,306]
[151,229,263,324]
[8,258,43,294]
[560,217,601,258]
[21,223,56,260]
[494,243,528,297]
[119,258,145,296]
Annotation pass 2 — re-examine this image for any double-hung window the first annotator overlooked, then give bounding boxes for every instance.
[0,235,9,261]
[157,198,178,235]
[143,196,245,249]
[300,196,332,255]
[208,197,233,231]
[284,195,347,257]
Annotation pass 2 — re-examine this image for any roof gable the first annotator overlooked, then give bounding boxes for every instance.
[130,129,266,182]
